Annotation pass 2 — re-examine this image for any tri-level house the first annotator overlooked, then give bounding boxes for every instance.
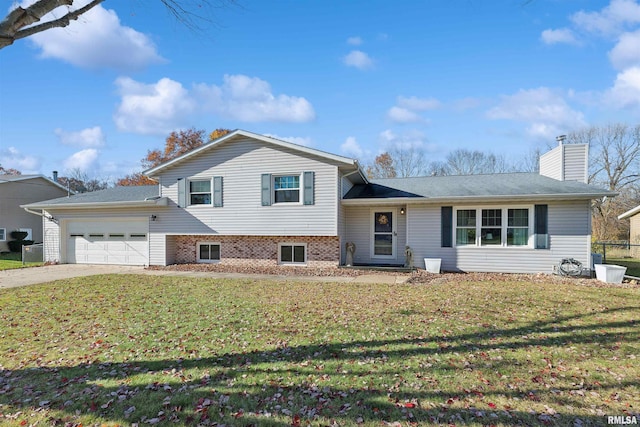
[23,130,614,273]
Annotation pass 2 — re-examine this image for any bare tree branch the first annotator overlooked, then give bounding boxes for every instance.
[0,0,237,50]
[0,0,105,49]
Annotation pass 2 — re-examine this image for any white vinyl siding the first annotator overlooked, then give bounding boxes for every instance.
[338,174,355,263]
[539,146,563,181]
[43,211,61,263]
[563,144,588,183]
[540,144,588,183]
[407,200,592,274]
[157,138,339,236]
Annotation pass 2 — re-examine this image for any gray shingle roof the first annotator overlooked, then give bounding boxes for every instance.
[23,185,161,208]
[344,173,614,200]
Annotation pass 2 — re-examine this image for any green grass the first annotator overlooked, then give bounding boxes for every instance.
[0,251,43,270]
[0,275,638,426]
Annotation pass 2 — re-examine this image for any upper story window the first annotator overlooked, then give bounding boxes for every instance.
[0,228,5,241]
[274,175,300,203]
[455,207,531,247]
[190,179,211,205]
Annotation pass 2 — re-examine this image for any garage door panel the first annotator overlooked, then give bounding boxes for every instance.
[66,218,148,266]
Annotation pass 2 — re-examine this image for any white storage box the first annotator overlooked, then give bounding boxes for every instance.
[424,258,441,274]
[594,264,626,284]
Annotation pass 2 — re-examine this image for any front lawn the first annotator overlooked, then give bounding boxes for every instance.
[0,275,638,426]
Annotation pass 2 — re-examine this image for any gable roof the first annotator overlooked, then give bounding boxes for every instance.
[344,173,615,203]
[21,185,166,210]
[0,174,70,193]
[144,129,366,181]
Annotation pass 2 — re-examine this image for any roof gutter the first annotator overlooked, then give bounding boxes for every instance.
[21,198,168,210]
[341,192,616,206]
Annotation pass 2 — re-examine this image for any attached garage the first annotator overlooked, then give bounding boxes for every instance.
[65,218,149,265]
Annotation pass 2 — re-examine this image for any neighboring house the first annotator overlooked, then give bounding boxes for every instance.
[617,206,640,258]
[1,174,69,252]
[23,130,614,273]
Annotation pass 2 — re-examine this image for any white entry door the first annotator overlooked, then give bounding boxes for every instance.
[371,209,396,259]
[66,218,148,265]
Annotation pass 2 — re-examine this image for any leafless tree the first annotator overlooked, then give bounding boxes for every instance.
[443,149,512,175]
[0,0,236,50]
[57,168,110,193]
[515,147,542,173]
[567,123,640,241]
[392,146,427,178]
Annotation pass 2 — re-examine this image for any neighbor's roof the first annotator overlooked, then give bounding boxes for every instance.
[143,129,367,183]
[0,174,70,193]
[22,185,166,210]
[344,173,616,203]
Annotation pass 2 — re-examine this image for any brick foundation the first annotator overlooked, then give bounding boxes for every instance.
[174,235,340,268]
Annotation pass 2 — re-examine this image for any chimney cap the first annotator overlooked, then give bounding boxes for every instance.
[556,135,567,145]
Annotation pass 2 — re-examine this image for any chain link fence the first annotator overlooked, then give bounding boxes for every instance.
[22,243,43,265]
[592,241,640,263]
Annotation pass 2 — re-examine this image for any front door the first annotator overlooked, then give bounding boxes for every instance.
[371,209,396,259]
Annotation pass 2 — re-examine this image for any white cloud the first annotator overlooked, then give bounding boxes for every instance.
[540,28,579,45]
[63,148,99,171]
[387,106,424,123]
[609,29,640,69]
[264,134,313,147]
[114,77,196,135]
[347,36,363,45]
[452,97,482,111]
[397,96,441,111]
[340,136,369,159]
[195,74,316,122]
[379,129,436,152]
[26,2,164,71]
[486,87,586,140]
[0,147,40,173]
[387,96,440,123]
[54,126,105,147]
[571,0,640,36]
[194,74,315,122]
[114,74,315,134]
[606,66,640,108]
[343,50,373,69]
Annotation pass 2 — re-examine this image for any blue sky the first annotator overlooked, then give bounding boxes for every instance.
[1,0,639,181]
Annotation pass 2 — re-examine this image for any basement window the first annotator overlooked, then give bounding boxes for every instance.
[278,243,306,265]
[197,242,220,263]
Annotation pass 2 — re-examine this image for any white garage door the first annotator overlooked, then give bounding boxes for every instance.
[66,218,148,265]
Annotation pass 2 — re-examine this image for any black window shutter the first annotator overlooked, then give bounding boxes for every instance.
[441,206,453,247]
[303,171,314,205]
[177,178,186,208]
[534,204,549,249]
[261,174,271,206]
[213,176,223,207]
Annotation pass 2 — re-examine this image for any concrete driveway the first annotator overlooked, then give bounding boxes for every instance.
[0,264,145,289]
[0,264,408,290]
